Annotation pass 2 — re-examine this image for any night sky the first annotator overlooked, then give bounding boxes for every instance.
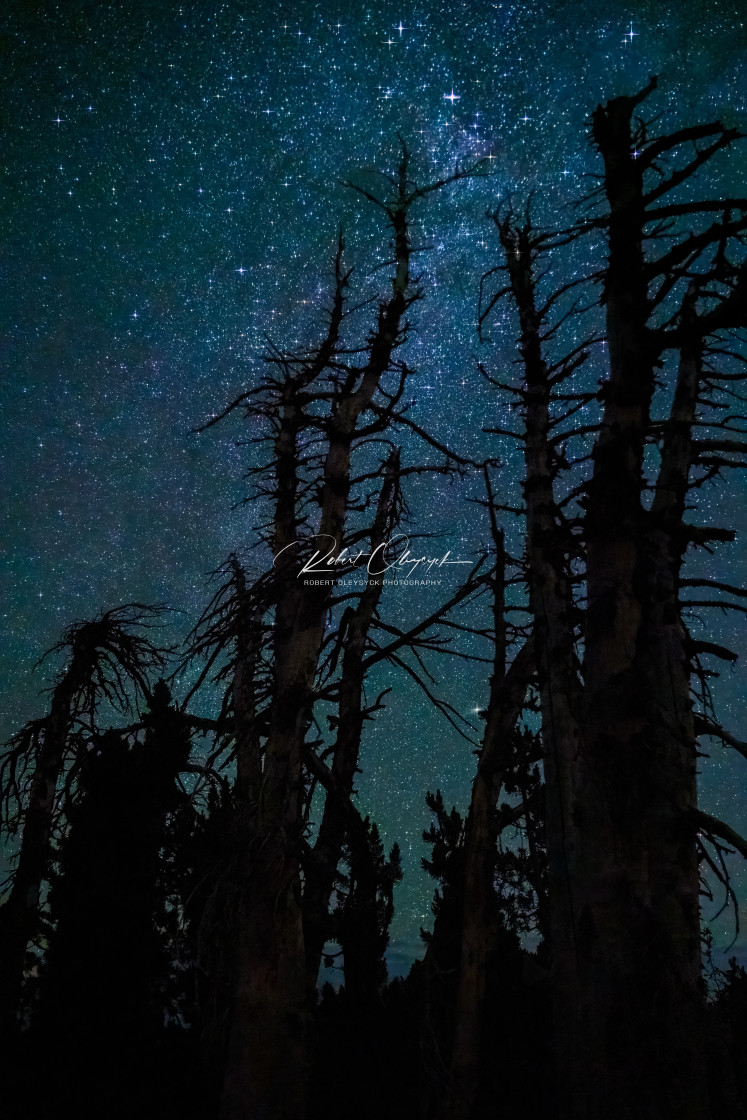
[2,0,747,974]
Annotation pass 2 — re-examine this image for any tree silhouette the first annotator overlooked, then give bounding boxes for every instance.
[417,780,548,1120]
[333,817,402,1008]
[0,604,168,1038]
[190,145,487,1120]
[480,77,747,1119]
[439,500,536,1120]
[31,681,195,1119]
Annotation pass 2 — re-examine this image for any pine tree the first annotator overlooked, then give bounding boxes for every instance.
[30,680,196,1119]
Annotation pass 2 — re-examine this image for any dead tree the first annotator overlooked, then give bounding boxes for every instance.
[301,447,402,992]
[438,493,535,1120]
[192,145,487,1120]
[0,604,168,1037]
[480,78,747,1120]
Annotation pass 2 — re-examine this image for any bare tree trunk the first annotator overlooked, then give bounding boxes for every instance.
[444,607,533,1120]
[492,212,589,1117]
[219,395,313,1120]
[303,450,400,993]
[566,86,710,1119]
[220,152,420,1120]
[482,88,742,1109]
[628,293,711,1120]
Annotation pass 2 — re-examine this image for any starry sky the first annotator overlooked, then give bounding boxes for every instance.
[2,0,747,974]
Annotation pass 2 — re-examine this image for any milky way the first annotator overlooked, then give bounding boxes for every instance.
[2,0,746,971]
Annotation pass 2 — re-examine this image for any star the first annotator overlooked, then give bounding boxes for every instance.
[5,0,745,990]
